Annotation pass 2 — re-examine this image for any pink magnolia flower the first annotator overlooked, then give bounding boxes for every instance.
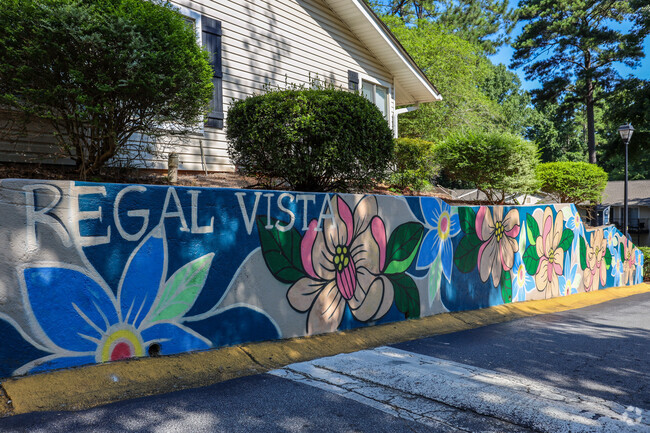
[584,229,606,292]
[287,196,394,334]
[476,206,520,287]
[622,238,637,286]
[534,208,565,297]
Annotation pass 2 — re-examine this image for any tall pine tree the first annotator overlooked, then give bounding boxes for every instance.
[511,0,650,164]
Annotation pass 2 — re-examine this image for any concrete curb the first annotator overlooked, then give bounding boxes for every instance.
[2,283,649,417]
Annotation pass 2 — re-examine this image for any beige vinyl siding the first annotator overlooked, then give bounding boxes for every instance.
[0,0,394,172]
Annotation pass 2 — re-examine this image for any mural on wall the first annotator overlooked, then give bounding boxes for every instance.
[0,180,644,378]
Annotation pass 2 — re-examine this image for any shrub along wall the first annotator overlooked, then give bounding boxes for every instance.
[0,179,644,377]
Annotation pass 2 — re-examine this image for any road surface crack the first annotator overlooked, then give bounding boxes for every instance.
[288,365,533,433]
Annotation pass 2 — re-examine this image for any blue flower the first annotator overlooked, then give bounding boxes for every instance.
[512,253,535,302]
[416,198,460,281]
[17,225,212,374]
[564,205,585,250]
[610,247,623,287]
[636,249,644,285]
[557,253,580,296]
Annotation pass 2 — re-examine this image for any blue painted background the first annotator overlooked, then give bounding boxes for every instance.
[0,181,644,378]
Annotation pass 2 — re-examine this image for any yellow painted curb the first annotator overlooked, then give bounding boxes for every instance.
[2,283,649,416]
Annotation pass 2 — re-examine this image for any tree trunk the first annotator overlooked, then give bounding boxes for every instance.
[585,72,597,164]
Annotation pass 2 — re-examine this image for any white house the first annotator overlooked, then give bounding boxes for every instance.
[601,180,650,246]
[0,0,441,172]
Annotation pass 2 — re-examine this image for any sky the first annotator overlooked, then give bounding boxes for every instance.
[490,20,650,91]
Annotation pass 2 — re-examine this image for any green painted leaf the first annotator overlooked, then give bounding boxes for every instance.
[557,229,574,253]
[620,244,625,263]
[580,236,588,270]
[526,214,539,246]
[605,248,612,269]
[384,222,424,274]
[458,207,476,235]
[388,273,420,319]
[523,245,540,276]
[428,254,442,307]
[501,269,512,304]
[453,231,482,273]
[150,253,215,322]
[256,216,306,284]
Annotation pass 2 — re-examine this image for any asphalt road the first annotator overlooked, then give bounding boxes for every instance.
[1,293,649,433]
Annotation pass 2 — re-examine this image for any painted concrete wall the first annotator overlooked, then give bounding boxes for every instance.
[0,180,644,378]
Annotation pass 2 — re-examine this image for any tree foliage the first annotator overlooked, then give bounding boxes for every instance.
[0,0,213,178]
[481,64,537,136]
[526,102,592,163]
[381,17,502,142]
[598,78,650,180]
[434,131,539,203]
[388,138,437,192]
[226,88,394,192]
[536,161,608,204]
[512,0,650,164]
[368,0,516,54]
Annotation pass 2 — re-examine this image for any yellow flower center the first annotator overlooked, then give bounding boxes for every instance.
[495,221,505,242]
[517,264,525,287]
[548,248,555,264]
[334,245,350,272]
[100,328,144,363]
[438,212,451,240]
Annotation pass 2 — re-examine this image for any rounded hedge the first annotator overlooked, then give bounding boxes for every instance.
[434,131,539,202]
[536,161,608,203]
[226,88,394,192]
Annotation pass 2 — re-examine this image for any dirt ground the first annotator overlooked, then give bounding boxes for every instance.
[0,162,453,199]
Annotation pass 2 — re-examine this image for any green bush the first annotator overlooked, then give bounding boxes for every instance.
[434,131,539,203]
[639,246,650,281]
[0,0,213,178]
[388,138,437,192]
[536,162,608,203]
[226,88,393,192]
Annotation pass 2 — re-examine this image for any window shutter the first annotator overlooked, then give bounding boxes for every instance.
[348,70,359,91]
[202,17,223,129]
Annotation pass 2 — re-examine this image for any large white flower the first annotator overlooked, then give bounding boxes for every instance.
[287,196,393,334]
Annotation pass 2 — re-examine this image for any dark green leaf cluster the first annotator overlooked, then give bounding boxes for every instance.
[536,161,608,204]
[598,78,650,180]
[434,131,539,203]
[0,0,213,177]
[226,89,394,192]
[388,138,437,191]
[379,16,536,143]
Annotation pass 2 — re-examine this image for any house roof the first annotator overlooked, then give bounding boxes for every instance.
[601,180,650,207]
[324,0,442,106]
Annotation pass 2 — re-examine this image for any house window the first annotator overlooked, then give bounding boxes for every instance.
[629,207,639,227]
[348,70,359,91]
[361,81,388,120]
[202,17,223,129]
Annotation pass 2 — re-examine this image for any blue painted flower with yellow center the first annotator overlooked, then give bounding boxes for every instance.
[417,198,460,281]
[17,225,213,374]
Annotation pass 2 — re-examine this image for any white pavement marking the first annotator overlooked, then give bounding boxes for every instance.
[269,346,650,433]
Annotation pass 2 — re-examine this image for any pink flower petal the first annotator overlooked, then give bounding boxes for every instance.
[371,217,387,272]
[475,206,487,241]
[505,224,520,239]
[301,219,319,279]
[337,196,354,247]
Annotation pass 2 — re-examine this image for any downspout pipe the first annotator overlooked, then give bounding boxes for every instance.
[393,103,419,138]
